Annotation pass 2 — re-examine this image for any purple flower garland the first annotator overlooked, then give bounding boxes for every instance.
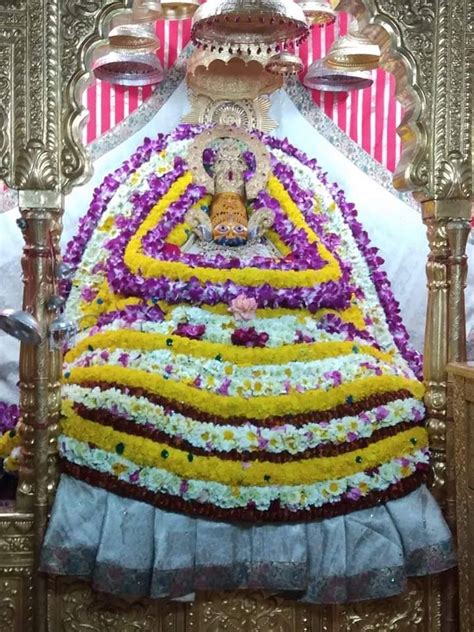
[0,403,19,436]
[255,131,422,377]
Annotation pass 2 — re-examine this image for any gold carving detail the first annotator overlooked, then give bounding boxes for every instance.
[0,513,34,632]
[448,370,474,631]
[184,93,277,133]
[48,578,185,632]
[188,591,313,631]
[336,0,472,203]
[60,1,131,192]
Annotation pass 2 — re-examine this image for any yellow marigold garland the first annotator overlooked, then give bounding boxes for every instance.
[65,365,424,419]
[124,174,342,288]
[0,429,20,460]
[61,401,428,487]
[65,329,394,366]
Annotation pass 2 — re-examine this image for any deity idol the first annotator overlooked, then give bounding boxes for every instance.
[41,125,455,603]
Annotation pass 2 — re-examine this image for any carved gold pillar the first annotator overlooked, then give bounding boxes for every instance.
[14,191,64,632]
[0,2,129,630]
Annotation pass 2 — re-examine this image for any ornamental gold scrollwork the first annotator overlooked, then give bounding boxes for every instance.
[335,0,472,203]
[449,373,472,630]
[0,515,34,632]
[60,1,131,193]
[183,93,277,133]
[187,591,315,632]
[47,578,186,632]
[338,578,428,631]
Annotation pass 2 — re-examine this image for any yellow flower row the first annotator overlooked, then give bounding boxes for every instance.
[124,173,342,288]
[65,365,424,419]
[266,229,292,256]
[65,329,394,366]
[62,401,428,487]
[0,430,20,459]
[78,278,141,328]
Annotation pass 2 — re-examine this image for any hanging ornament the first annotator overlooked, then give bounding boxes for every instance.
[303,58,372,91]
[0,309,42,345]
[296,1,336,26]
[109,22,161,53]
[265,52,304,76]
[325,20,380,71]
[48,315,77,351]
[191,0,309,51]
[161,0,200,20]
[93,49,165,86]
[131,0,164,22]
[187,50,284,99]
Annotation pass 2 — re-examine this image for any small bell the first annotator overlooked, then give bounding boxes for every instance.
[265,52,304,76]
[55,262,75,280]
[325,20,380,71]
[161,0,200,20]
[295,1,336,26]
[304,58,373,91]
[48,315,77,351]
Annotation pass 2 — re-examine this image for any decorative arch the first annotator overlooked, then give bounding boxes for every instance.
[61,1,132,193]
[336,0,434,200]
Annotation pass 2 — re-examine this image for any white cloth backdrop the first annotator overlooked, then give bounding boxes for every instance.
[1,83,473,404]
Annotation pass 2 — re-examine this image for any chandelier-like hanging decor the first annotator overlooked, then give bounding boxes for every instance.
[325,21,380,71]
[296,0,335,26]
[265,52,304,76]
[187,49,283,99]
[304,58,372,91]
[93,0,165,87]
[132,0,164,21]
[108,22,160,53]
[93,50,165,86]
[191,0,309,53]
[160,0,200,20]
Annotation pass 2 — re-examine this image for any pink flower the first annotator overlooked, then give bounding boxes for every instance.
[347,487,362,501]
[118,353,129,367]
[80,286,98,302]
[129,470,140,484]
[217,378,232,395]
[295,330,314,344]
[323,370,342,387]
[229,294,257,321]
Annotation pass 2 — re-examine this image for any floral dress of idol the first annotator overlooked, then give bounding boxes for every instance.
[40,124,455,603]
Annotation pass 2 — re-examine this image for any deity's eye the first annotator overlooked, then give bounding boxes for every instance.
[233,225,247,234]
[215,224,229,234]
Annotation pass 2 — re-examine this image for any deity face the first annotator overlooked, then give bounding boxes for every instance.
[212,220,248,247]
[210,192,249,247]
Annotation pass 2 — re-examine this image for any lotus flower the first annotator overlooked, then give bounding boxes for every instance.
[229,294,257,321]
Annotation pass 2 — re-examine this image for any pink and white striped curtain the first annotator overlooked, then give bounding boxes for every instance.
[84,14,402,172]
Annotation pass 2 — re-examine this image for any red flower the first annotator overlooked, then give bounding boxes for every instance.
[231,327,269,348]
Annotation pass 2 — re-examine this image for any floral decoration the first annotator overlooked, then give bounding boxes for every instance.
[58,124,427,523]
[0,403,21,475]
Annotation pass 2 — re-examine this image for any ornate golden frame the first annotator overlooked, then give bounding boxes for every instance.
[0,0,472,630]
